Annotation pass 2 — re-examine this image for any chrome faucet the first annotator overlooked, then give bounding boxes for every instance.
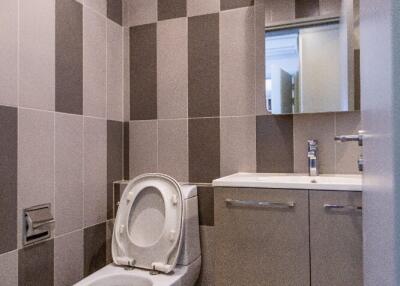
[307,140,319,176]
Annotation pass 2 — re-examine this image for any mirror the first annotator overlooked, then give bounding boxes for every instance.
[264,0,360,115]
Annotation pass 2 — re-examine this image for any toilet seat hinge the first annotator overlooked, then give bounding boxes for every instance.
[149,265,160,276]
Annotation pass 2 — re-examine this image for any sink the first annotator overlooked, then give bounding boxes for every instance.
[212,173,362,191]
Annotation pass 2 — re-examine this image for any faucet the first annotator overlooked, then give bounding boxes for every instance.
[307,140,319,176]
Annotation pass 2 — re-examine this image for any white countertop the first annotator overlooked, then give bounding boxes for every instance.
[212,173,362,191]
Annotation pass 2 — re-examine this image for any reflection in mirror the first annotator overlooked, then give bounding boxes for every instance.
[264,0,360,115]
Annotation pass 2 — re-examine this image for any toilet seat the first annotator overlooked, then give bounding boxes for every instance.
[112,173,184,274]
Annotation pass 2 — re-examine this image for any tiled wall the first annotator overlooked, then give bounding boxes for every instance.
[0,0,125,285]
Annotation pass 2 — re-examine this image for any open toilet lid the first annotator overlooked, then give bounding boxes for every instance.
[112,173,184,273]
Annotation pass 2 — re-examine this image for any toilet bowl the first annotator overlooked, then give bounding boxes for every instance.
[75,174,201,286]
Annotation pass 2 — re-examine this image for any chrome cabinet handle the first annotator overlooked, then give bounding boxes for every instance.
[225,199,295,209]
[324,204,362,211]
[334,131,364,146]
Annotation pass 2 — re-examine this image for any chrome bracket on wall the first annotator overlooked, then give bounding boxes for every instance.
[23,203,55,246]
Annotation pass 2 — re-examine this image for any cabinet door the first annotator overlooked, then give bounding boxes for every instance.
[310,191,363,286]
[214,188,310,286]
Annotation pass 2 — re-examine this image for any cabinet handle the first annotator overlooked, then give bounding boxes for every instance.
[225,199,295,209]
[324,204,362,211]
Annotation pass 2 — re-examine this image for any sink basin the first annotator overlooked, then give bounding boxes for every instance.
[212,173,362,191]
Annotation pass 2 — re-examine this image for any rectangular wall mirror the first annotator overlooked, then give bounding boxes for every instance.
[264,0,360,115]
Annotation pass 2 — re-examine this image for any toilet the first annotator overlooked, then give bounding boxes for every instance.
[75,173,201,286]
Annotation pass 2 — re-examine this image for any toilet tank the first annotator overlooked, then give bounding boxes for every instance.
[177,185,201,266]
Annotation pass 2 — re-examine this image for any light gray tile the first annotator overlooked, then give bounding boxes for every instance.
[0,250,18,286]
[125,0,157,27]
[129,120,158,178]
[84,117,107,227]
[293,113,335,173]
[0,0,18,106]
[55,113,83,236]
[54,231,83,286]
[220,116,256,176]
[319,0,341,15]
[83,7,107,118]
[196,226,215,286]
[123,27,130,122]
[220,7,255,116]
[20,0,55,111]
[265,0,295,24]
[85,0,107,16]
[255,0,267,115]
[157,18,188,119]
[18,109,55,247]
[107,20,124,121]
[158,119,189,182]
[187,0,220,16]
[335,111,362,174]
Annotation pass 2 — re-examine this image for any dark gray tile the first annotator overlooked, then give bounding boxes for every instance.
[123,121,130,180]
[158,0,187,20]
[189,118,220,183]
[107,0,122,25]
[0,105,17,254]
[221,0,254,11]
[130,24,157,120]
[188,14,220,118]
[84,222,106,276]
[18,240,54,286]
[295,0,320,18]
[55,0,83,115]
[256,115,294,173]
[107,120,123,219]
[198,186,214,226]
[354,49,360,110]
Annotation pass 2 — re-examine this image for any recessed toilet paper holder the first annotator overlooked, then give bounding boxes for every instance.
[23,203,55,246]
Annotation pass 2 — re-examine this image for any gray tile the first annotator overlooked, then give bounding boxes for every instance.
[293,113,335,173]
[0,106,17,254]
[123,27,130,122]
[188,14,220,118]
[295,0,320,18]
[129,120,158,178]
[85,0,107,16]
[265,0,295,24]
[189,118,220,183]
[123,122,130,180]
[18,109,55,247]
[55,113,83,236]
[107,20,124,121]
[0,250,18,286]
[124,0,157,27]
[335,112,362,174]
[83,7,107,118]
[256,115,294,172]
[319,0,341,15]
[107,0,123,25]
[107,120,123,219]
[54,231,84,286]
[20,0,55,111]
[84,223,106,276]
[84,117,107,227]
[55,0,83,115]
[221,116,256,176]
[187,0,220,17]
[197,187,214,226]
[130,24,157,120]
[0,0,18,106]
[106,220,114,264]
[196,226,215,285]
[255,0,267,115]
[220,7,255,116]
[221,0,254,11]
[158,119,189,182]
[158,0,187,20]
[157,18,188,119]
[18,240,54,286]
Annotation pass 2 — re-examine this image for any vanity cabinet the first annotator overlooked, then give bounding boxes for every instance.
[214,187,310,286]
[309,191,363,286]
[214,187,363,286]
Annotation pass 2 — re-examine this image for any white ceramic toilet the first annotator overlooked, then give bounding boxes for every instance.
[75,173,201,286]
